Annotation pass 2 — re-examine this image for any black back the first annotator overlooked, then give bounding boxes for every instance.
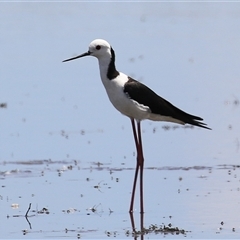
[124,77,211,130]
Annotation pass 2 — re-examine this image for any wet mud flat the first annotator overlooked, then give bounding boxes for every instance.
[1,160,240,239]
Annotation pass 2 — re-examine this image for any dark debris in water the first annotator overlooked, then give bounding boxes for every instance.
[160,166,212,171]
[216,164,240,170]
[0,159,78,178]
[48,129,103,139]
[1,159,240,180]
[37,207,50,214]
[0,103,7,108]
[224,96,240,107]
[125,223,188,237]
[1,159,77,166]
[162,125,194,131]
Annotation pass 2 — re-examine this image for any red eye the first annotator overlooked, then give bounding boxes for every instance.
[96,45,101,50]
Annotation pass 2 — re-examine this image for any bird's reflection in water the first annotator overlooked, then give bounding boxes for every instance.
[129,212,144,240]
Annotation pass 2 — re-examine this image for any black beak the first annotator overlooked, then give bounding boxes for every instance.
[62,51,91,62]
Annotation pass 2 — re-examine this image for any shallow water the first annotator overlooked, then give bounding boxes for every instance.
[1,2,240,239]
[1,160,240,239]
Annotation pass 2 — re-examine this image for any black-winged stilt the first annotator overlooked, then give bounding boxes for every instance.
[63,39,211,214]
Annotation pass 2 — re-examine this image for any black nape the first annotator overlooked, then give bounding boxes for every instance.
[107,48,120,80]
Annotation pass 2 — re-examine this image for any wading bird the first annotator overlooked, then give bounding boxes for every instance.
[63,39,211,214]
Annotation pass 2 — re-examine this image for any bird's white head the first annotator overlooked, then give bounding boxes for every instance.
[88,39,111,58]
[63,39,112,62]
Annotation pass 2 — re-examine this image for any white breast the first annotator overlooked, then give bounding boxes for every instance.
[101,72,151,120]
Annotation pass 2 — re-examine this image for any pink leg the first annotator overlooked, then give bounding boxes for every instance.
[129,119,145,214]
[129,119,140,213]
[137,121,144,214]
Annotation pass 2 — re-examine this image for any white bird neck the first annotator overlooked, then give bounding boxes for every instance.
[97,56,111,81]
[97,47,119,83]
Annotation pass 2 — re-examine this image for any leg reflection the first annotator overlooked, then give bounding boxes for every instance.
[129,211,144,240]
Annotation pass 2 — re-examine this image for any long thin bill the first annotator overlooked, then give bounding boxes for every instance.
[62,51,90,62]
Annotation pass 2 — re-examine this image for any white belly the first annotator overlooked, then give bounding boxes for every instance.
[102,73,151,120]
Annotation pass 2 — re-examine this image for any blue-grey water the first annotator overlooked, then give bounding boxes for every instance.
[1,2,240,239]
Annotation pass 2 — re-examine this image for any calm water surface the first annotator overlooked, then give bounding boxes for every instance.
[1,2,240,239]
[1,160,240,239]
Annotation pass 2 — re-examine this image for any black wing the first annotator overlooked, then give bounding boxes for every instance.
[123,77,211,130]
